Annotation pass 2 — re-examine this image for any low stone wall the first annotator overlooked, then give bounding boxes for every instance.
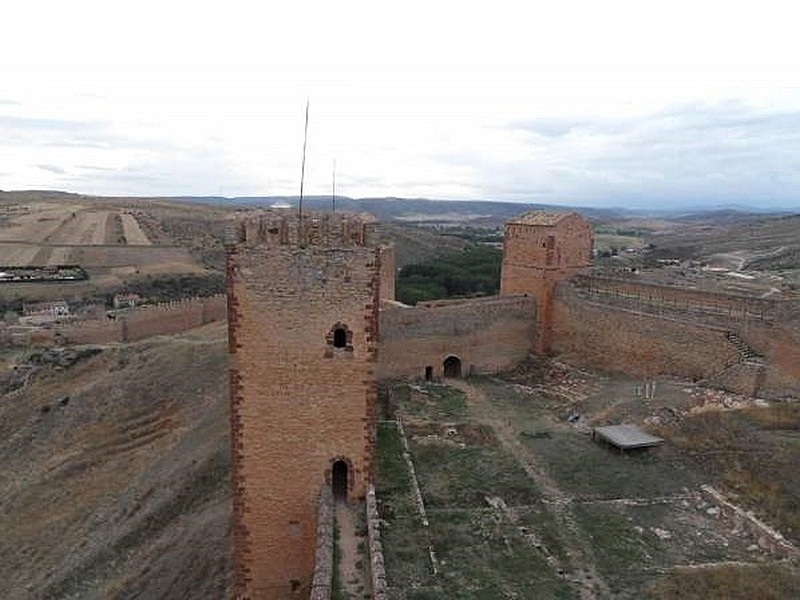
[365,484,387,600]
[701,484,800,560]
[310,487,334,600]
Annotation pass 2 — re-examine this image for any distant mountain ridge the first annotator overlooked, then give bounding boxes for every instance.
[172,195,635,224]
[2,190,794,225]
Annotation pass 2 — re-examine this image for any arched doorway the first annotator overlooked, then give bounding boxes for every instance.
[443,355,462,378]
[331,460,349,502]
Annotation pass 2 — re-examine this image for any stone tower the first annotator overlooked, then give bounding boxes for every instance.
[500,211,592,353]
[226,210,381,598]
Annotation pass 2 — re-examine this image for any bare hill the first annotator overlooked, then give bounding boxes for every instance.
[0,324,232,599]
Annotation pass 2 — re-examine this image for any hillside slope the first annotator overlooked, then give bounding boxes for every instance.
[0,324,232,599]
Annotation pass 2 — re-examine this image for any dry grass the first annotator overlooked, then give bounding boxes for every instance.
[654,405,800,540]
[648,564,800,600]
[0,324,232,599]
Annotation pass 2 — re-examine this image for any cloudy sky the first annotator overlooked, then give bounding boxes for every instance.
[2,1,799,209]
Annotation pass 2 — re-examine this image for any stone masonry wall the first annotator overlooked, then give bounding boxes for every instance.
[553,284,741,382]
[309,487,334,600]
[378,295,536,380]
[228,211,379,599]
[20,295,227,346]
[560,277,800,397]
[378,245,396,302]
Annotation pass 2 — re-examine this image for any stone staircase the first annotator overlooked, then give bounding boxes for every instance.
[725,331,762,363]
[711,331,767,397]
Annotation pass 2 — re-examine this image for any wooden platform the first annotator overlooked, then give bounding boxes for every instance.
[592,424,664,452]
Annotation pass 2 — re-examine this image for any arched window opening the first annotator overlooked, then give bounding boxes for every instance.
[443,355,462,378]
[332,460,349,502]
[326,322,353,355]
[333,327,347,348]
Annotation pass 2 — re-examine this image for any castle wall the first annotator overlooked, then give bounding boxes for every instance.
[553,278,800,397]
[553,285,740,380]
[35,295,227,345]
[124,295,227,341]
[378,295,536,380]
[15,295,227,346]
[378,246,396,302]
[227,211,379,598]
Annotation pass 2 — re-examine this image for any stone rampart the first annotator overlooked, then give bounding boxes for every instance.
[20,295,227,346]
[554,280,800,397]
[378,295,536,380]
[572,275,786,325]
[365,484,387,600]
[309,487,334,600]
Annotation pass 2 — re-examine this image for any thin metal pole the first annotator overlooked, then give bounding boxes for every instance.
[332,159,336,214]
[298,98,310,231]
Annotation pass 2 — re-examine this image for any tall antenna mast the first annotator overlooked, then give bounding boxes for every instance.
[298,98,310,227]
[332,159,336,214]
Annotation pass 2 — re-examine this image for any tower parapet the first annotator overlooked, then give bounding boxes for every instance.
[232,210,373,248]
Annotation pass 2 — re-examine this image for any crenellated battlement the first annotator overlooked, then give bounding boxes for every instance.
[230,210,374,249]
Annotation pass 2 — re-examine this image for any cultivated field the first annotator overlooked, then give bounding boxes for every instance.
[0,193,225,304]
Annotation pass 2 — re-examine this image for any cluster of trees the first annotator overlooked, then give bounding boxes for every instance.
[396,245,503,305]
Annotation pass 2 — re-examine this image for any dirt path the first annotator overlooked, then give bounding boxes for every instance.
[335,501,370,599]
[448,378,611,599]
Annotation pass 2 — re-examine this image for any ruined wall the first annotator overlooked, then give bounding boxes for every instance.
[731,319,800,398]
[378,295,536,380]
[227,211,379,598]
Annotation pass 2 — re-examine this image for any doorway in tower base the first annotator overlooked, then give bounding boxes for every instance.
[443,355,462,378]
[332,459,349,502]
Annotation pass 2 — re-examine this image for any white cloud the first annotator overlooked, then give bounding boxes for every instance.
[0,1,798,207]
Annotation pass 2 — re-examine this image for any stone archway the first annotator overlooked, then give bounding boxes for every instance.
[443,355,462,378]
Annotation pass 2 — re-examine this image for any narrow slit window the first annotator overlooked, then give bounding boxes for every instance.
[333,327,347,348]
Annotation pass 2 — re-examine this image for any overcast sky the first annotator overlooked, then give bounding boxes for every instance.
[2,1,799,209]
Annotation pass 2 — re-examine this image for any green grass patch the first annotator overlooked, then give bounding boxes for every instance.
[375,422,435,592]
[331,521,344,600]
[401,384,469,421]
[427,510,576,599]
[522,431,701,499]
[411,431,540,508]
[516,505,571,564]
[572,505,651,596]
